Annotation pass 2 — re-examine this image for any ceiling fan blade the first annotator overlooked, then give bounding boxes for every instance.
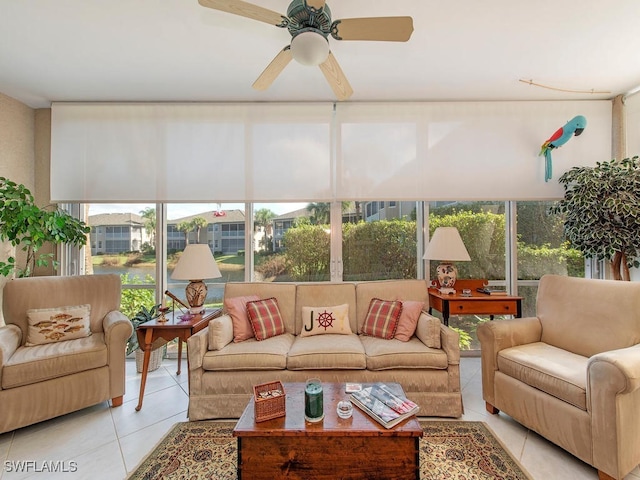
[252,47,293,91]
[198,0,285,27]
[331,17,414,42]
[319,52,353,101]
[305,0,326,10]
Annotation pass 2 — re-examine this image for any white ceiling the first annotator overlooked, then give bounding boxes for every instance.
[2,0,640,109]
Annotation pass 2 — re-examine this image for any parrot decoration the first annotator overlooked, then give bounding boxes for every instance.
[539,115,587,182]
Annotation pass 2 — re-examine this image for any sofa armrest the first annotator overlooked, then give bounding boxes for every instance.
[588,344,640,476]
[477,316,542,408]
[187,327,209,372]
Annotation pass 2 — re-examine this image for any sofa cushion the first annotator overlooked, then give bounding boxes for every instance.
[247,298,285,341]
[299,304,352,337]
[415,313,442,349]
[287,334,366,370]
[224,295,259,342]
[360,335,448,371]
[361,299,402,339]
[208,314,234,351]
[394,301,424,342]
[497,341,588,410]
[202,333,294,371]
[2,333,107,389]
[25,304,92,346]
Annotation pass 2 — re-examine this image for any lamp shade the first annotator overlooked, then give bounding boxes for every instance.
[423,227,471,261]
[171,244,221,281]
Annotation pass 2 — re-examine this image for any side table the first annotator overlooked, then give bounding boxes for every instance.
[428,279,522,326]
[134,308,221,411]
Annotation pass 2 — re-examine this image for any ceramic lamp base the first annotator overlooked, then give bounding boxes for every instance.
[436,262,458,289]
[185,280,207,314]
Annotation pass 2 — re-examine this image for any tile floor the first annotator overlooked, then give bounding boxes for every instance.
[0,357,639,480]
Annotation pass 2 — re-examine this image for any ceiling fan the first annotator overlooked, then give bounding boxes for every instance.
[198,0,414,100]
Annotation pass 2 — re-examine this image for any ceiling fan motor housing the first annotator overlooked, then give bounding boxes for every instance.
[286,0,332,38]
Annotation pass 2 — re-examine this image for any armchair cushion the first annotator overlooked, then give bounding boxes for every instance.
[25,304,92,346]
[3,333,107,389]
[497,342,588,410]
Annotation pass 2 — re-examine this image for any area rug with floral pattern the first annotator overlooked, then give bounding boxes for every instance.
[128,420,532,479]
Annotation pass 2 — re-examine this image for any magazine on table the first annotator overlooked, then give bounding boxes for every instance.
[349,383,419,429]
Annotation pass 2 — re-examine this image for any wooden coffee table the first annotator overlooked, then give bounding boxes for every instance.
[233,382,423,480]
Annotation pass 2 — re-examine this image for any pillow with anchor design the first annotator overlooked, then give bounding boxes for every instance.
[299,304,352,338]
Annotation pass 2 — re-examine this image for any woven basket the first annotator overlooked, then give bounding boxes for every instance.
[254,381,286,422]
[135,347,163,373]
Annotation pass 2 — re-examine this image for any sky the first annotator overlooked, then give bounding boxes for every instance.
[88,203,308,219]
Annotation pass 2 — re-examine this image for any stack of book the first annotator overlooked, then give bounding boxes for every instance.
[476,287,508,296]
[349,383,419,429]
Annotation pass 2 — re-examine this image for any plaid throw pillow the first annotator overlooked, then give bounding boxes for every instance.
[361,298,403,339]
[247,297,285,341]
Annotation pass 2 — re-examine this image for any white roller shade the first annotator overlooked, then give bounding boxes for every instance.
[335,101,611,201]
[51,101,611,203]
[51,103,333,202]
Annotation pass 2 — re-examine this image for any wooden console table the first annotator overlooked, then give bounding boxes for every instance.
[135,308,221,411]
[428,279,522,326]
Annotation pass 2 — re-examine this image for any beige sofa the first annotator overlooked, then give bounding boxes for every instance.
[187,279,462,420]
[0,275,133,434]
[478,274,640,480]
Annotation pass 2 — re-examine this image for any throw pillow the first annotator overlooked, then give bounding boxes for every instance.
[360,298,403,340]
[26,304,92,346]
[247,297,286,341]
[224,295,260,342]
[394,300,425,342]
[299,304,352,337]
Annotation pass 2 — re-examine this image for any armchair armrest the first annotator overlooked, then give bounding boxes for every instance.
[102,310,134,401]
[103,310,133,348]
[0,324,22,370]
[588,344,640,476]
[477,316,542,408]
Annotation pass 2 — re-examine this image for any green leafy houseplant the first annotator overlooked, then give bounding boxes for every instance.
[0,177,90,277]
[127,304,161,355]
[549,157,640,281]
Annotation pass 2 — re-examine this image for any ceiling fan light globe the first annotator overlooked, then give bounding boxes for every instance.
[290,31,329,66]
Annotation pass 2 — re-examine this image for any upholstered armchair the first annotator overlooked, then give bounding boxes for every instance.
[0,274,132,434]
[478,274,640,480]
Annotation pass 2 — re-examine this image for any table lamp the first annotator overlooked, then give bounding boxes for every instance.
[423,227,471,294]
[170,244,222,314]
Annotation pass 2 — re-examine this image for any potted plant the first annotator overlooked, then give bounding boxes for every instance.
[549,156,640,281]
[128,304,166,373]
[0,177,90,278]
